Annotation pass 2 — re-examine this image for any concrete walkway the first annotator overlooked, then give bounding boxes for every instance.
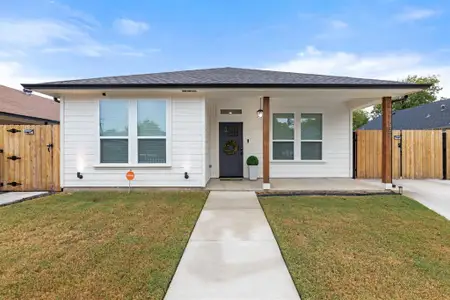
[0,192,49,206]
[164,191,300,300]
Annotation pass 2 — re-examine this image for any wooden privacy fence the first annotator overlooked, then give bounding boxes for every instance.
[0,125,60,192]
[354,130,450,179]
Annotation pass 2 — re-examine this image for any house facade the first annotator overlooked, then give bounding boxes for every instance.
[22,68,429,189]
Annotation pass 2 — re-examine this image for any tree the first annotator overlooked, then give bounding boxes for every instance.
[353,109,369,130]
[371,75,442,118]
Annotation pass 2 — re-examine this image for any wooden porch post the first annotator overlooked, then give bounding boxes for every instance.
[381,96,393,188]
[263,96,270,189]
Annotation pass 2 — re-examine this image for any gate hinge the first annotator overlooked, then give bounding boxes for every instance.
[6,128,21,133]
[7,155,21,161]
[7,182,21,187]
[0,182,3,187]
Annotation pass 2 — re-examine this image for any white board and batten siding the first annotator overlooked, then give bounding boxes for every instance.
[270,98,352,178]
[62,96,206,188]
[208,97,352,179]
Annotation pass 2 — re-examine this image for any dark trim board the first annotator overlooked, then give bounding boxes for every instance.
[0,112,59,124]
[22,83,431,90]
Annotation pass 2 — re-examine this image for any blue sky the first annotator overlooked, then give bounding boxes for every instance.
[1,0,449,95]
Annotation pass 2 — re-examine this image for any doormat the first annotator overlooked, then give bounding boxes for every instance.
[219,178,243,181]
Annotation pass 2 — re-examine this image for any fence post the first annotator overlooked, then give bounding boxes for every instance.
[443,130,447,180]
[399,130,403,179]
[353,131,357,179]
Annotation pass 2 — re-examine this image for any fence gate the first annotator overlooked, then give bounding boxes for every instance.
[354,130,447,179]
[0,125,60,192]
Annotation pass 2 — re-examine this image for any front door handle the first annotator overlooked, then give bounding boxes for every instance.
[240,148,243,155]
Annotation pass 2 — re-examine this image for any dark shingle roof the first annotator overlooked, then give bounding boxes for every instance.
[0,85,59,122]
[360,99,450,130]
[22,67,430,89]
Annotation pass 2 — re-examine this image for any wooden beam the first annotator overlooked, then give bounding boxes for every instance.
[263,96,270,188]
[381,96,392,187]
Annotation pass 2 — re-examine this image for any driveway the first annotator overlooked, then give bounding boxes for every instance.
[392,179,450,220]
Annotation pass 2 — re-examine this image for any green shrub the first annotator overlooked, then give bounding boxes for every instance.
[246,155,259,166]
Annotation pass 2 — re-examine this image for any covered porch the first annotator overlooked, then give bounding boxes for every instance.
[206,178,387,191]
[205,88,422,190]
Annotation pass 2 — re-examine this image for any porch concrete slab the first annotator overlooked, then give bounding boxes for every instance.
[0,192,49,206]
[164,191,300,300]
[204,191,262,209]
[271,178,386,191]
[207,178,386,192]
[206,179,263,191]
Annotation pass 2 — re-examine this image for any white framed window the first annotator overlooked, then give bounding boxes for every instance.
[300,113,322,160]
[272,113,295,160]
[99,99,171,165]
[137,100,167,164]
[99,100,129,163]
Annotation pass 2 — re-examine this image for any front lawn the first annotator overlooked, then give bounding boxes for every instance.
[0,191,207,300]
[260,195,450,300]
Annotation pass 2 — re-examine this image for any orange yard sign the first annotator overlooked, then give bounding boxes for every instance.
[126,170,135,181]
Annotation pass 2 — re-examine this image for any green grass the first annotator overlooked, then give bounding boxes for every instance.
[260,195,450,300]
[0,191,208,300]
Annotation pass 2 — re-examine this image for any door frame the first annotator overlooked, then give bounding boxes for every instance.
[218,122,244,178]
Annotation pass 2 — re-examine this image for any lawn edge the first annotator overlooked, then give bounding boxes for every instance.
[257,195,303,299]
[162,190,210,297]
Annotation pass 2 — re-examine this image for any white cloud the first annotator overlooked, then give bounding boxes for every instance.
[49,0,100,29]
[396,8,438,21]
[114,19,149,36]
[0,18,151,58]
[0,19,80,48]
[267,46,450,97]
[0,61,63,91]
[330,20,348,29]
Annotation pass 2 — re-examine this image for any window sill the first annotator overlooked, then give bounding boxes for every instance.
[93,164,172,168]
[270,160,327,164]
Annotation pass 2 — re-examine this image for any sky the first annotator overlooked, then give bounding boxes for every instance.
[1,0,450,96]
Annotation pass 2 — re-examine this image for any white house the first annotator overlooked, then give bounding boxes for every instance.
[22,67,429,189]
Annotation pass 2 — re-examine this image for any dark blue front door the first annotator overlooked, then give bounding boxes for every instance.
[219,122,243,178]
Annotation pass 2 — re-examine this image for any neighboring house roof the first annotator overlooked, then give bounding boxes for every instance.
[360,99,450,130]
[0,85,59,122]
[22,67,430,90]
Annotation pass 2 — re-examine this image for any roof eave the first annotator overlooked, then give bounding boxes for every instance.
[21,83,432,90]
[0,111,60,124]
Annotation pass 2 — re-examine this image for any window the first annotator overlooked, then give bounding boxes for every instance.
[220,109,242,115]
[301,114,322,160]
[273,113,294,160]
[100,101,129,163]
[99,99,170,165]
[137,100,167,163]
